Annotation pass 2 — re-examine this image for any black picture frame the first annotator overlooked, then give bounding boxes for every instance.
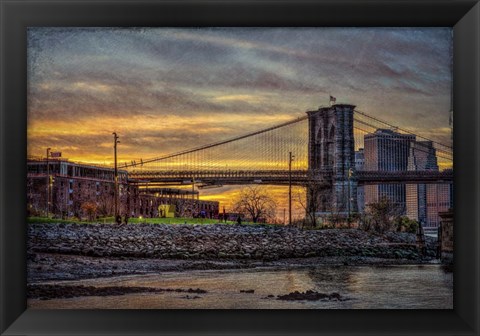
[1,0,479,335]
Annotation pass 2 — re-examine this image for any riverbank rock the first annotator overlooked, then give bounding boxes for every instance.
[27,223,437,261]
[27,284,207,300]
[277,290,347,301]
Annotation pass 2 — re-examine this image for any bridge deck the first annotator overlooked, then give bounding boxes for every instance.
[127,169,453,185]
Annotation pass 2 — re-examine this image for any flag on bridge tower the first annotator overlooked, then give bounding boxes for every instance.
[329,95,337,105]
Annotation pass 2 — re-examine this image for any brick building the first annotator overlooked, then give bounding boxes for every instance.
[27,159,219,220]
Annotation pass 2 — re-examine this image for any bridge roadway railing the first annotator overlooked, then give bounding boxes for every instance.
[128,169,331,185]
[355,170,453,184]
[128,168,453,185]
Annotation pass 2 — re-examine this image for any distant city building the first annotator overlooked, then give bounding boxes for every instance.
[405,141,451,231]
[406,141,436,226]
[407,141,438,171]
[363,129,415,214]
[426,184,451,228]
[355,148,365,169]
[355,149,365,213]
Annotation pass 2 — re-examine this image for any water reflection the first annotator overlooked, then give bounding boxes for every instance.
[28,265,453,309]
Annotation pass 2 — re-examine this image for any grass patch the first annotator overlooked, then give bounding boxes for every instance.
[27,216,80,224]
[128,217,232,225]
[27,216,237,225]
[26,216,281,226]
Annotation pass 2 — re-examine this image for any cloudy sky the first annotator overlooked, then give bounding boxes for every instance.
[28,27,452,168]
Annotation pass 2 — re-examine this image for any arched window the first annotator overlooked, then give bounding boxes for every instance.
[315,123,324,168]
[327,124,335,167]
[316,124,324,143]
[320,195,328,212]
[329,124,335,140]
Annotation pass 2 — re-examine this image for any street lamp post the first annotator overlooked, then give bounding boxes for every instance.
[113,132,120,221]
[46,147,51,218]
[288,152,295,226]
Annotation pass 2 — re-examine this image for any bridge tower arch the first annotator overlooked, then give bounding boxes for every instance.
[307,104,358,217]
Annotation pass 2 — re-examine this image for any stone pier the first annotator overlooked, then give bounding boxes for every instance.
[306,104,358,216]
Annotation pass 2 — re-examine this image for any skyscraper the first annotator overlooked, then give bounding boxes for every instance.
[406,141,437,225]
[405,140,451,231]
[364,129,415,214]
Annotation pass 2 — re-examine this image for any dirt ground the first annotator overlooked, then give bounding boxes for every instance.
[28,252,440,283]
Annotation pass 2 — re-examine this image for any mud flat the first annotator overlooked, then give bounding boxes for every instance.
[27,222,440,283]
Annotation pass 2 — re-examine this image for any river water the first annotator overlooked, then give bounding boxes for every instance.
[29,264,453,309]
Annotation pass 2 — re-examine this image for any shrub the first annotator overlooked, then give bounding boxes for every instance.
[395,216,419,233]
[81,201,98,222]
[362,197,402,234]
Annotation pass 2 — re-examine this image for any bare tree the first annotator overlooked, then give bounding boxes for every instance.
[97,191,114,217]
[295,180,330,228]
[81,201,98,221]
[26,178,42,216]
[233,186,277,223]
[296,174,350,229]
[54,190,69,219]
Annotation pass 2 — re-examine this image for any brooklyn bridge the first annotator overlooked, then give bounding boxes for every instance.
[121,104,453,215]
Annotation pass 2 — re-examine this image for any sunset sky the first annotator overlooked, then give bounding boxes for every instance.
[27,28,453,214]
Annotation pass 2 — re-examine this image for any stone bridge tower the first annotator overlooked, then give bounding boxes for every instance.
[306,104,357,216]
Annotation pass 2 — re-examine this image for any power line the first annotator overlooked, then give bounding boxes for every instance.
[124,115,308,168]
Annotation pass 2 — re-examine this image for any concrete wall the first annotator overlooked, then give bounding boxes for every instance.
[438,209,453,263]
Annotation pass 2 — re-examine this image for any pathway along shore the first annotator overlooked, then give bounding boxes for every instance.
[27,222,440,283]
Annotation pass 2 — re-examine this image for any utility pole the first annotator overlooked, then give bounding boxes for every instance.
[113,132,120,221]
[46,147,51,218]
[192,177,196,218]
[347,165,352,219]
[288,152,295,225]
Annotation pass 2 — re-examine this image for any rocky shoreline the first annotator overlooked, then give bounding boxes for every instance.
[28,222,437,261]
[27,222,440,283]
